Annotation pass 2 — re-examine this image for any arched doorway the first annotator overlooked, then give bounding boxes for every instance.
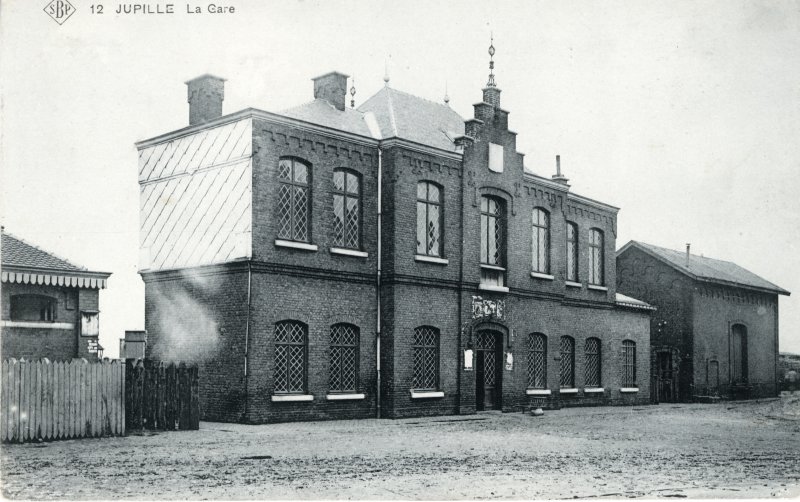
[475,330,503,411]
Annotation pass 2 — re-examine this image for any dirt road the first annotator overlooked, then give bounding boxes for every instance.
[2,394,799,499]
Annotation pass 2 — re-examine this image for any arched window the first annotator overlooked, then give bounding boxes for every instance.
[531,208,550,274]
[585,337,601,387]
[412,326,439,390]
[622,340,637,387]
[10,295,56,322]
[731,324,748,384]
[566,222,578,282]
[589,228,604,286]
[527,333,547,389]
[480,196,506,287]
[274,321,307,394]
[416,181,443,257]
[277,157,311,242]
[330,323,359,392]
[559,336,575,388]
[333,169,361,249]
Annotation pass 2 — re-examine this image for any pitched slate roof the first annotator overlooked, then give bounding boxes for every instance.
[358,87,465,152]
[2,232,85,271]
[281,99,375,138]
[618,241,790,296]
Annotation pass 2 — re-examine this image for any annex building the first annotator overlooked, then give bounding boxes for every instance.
[136,50,654,423]
[617,241,790,402]
[1,230,111,361]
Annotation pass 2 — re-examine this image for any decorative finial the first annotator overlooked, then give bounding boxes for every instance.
[350,77,356,108]
[383,60,390,86]
[444,81,450,105]
[487,33,496,88]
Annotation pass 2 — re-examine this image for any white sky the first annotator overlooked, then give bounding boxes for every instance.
[2,0,798,356]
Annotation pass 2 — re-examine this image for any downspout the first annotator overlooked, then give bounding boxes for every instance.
[376,147,383,418]
[243,260,252,422]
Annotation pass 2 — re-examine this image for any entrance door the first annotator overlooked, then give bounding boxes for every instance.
[657,352,675,403]
[475,331,502,411]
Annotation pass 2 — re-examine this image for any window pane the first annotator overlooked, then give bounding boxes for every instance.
[417,182,427,200]
[346,173,359,194]
[278,159,292,180]
[345,196,359,249]
[293,186,309,241]
[333,170,345,191]
[428,183,440,203]
[427,204,440,256]
[293,162,308,183]
[480,214,488,263]
[333,194,344,246]
[277,184,292,239]
[417,202,427,254]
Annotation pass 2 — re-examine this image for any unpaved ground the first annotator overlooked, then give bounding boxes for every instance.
[2,394,800,500]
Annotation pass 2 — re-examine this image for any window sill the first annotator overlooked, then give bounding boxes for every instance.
[410,390,444,399]
[584,387,605,393]
[325,393,365,401]
[478,284,509,293]
[275,240,318,252]
[587,285,608,292]
[330,247,368,258]
[0,321,75,329]
[620,387,639,393]
[559,388,579,394]
[271,394,314,402]
[480,264,506,271]
[565,281,582,288]
[530,272,554,281]
[415,255,449,265]
[526,389,552,396]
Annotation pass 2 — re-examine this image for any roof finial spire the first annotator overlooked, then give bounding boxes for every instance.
[383,60,390,86]
[350,76,356,108]
[487,32,496,88]
[444,80,450,105]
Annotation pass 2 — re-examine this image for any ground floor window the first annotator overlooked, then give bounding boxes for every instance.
[585,337,601,387]
[330,324,359,392]
[274,321,307,393]
[622,340,636,387]
[412,326,439,390]
[527,333,547,388]
[10,294,56,321]
[560,336,575,388]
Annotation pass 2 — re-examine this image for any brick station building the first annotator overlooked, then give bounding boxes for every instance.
[137,53,654,423]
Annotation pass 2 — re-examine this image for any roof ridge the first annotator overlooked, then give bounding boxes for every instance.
[1,231,88,271]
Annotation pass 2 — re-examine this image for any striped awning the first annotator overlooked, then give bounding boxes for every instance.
[1,271,108,289]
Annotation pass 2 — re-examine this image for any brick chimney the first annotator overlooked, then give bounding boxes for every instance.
[312,71,349,111]
[186,74,225,126]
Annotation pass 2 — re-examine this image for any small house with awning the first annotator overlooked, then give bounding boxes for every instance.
[1,229,111,361]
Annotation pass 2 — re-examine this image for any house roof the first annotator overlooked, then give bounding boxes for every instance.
[1,231,110,288]
[615,293,656,311]
[618,240,790,296]
[281,99,375,138]
[358,87,465,152]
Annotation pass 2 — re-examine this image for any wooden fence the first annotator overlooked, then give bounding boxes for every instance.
[125,360,199,431]
[1,358,125,443]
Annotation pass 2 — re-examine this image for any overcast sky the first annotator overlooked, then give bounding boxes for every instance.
[2,0,798,356]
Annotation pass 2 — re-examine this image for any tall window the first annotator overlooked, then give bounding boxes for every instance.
[274,321,307,394]
[566,222,578,282]
[559,336,575,388]
[622,340,637,387]
[531,208,550,274]
[527,333,547,389]
[589,228,604,285]
[330,324,359,393]
[412,326,439,390]
[416,181,443,256]
[480,196,506,287]
[333,169,361,249]
[585,337,601,387]
[10,295,56,321]
[277,158,311,242]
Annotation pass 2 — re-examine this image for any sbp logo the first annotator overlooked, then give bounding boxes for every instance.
[44,0,76,25]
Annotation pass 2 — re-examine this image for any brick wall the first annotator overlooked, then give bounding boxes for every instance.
[1,282,83,361]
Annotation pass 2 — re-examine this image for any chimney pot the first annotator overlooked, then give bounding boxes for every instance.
[312,71,349,111]
[186,74,226,126]
[686,243,691,267]
[551,154,570,186]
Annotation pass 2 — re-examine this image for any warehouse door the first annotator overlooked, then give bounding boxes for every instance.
[475,330,502,411]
